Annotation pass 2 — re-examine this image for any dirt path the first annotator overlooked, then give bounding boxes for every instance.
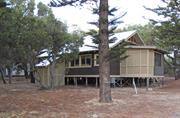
[0,78,180,118]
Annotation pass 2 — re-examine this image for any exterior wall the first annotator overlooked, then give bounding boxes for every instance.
[36,62,65,88]
[55,62,65,86]
[36,67,50,88]
[65,53,120,76]
[120,48,155,77]
[149,50,154,75]
[66,47,164,78]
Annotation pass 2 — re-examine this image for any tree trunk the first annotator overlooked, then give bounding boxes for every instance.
[0,67,6,84]
[28,63,36,83]
[49,54,56,89]
[24,69,28,79]
[7,67,12,84]
[99,0,112,103]
[30,71,35,83]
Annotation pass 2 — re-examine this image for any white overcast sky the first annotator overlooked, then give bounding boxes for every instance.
[36,0,165,31]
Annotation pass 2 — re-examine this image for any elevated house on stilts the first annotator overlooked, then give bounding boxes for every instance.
[36,30,167,89]
[65,30,167,88]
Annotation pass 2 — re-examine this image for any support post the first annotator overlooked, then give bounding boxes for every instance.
[146,78,149,91]
[120,78,123,87]
[162,77,164,86]
[133,78,138,94]
[76,78,78,86]
[96,77,98,87]
[156,77,159,87]
[67,77,69,85]
[74,78,77,86]
[153,78,156,87]
[85,77,88,86]
[137,78,140,87]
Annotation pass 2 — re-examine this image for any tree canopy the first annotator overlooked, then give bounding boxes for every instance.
[145,0,180,50]
[145,0,180,79]
[0,0,81,84]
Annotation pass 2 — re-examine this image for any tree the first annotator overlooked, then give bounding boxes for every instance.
[45,18,81,89]
[0,0,10,8]
[145,0,180,79]
[0,0,80,86]
[49,0,116,102]
[86,3,127,102]
[0,0,51,83]
[0,0,17,84]
[98,0,112,102]
[37,2,82,89]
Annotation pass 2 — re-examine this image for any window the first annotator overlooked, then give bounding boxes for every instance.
[94,54,99,66]
[81,55,92,66]
[155,53,162,66]
[75,59,79,66]
[81,56,86,65]
[70,58,79,67]
[70,60,74,67]
[67,55,92,68]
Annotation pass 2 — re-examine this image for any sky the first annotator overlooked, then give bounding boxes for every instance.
[36,0,165,32]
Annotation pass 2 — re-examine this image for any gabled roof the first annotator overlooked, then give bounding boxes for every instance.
[79,30,144,52]
[36,56,60,67]
[36,30,144,67]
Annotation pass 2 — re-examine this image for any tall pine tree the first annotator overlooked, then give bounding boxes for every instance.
[145,0,180,79]
[49,0,113,102]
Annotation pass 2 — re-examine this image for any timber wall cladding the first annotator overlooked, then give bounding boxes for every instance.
[55,62,65,86]
[149,50,154,75]
[38,67,49,87]
[37,62,65,88]
[120,48,154,76]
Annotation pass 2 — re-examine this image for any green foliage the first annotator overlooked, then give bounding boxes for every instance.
[145,0,180,51]
[145,0,180,78]
[49,0,113,102]
[0,0,81,74]
[37,2,52,17]
[86,4,127,61]
[109,41,129,62]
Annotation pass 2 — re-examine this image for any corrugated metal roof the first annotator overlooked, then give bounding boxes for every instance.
[79,30,137,52]
[37,52,49,58]
[36,30,138,67]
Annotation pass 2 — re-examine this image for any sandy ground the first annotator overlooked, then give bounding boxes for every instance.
[0,77,180,118]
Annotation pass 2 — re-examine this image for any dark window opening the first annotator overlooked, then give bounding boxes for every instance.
[155,53,162,66]
[86,58,91,65]
[70,60,74,67]
[75,59,79,66]
[96,55,99,65]
[81,56,86,65]
[81,55,91,66]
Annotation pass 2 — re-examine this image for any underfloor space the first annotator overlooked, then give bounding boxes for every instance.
[65,77,164,88]
[65,77,99,87]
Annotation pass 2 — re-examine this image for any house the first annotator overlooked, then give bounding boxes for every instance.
[65,30,167,87]
[36,30,167,88]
